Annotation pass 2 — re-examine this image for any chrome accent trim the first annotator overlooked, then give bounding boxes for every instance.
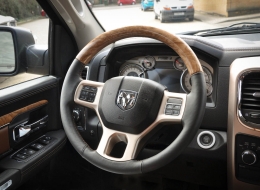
[241,150,257,165]
[228,56,260,190]
[82,66,89,80]
[197,131,215,149]
[12,115,49,141]
[237,71,260,129]
[253,92,260,97]
[0,123,9,130]
[116,89,138,110]
[0,180,12,190]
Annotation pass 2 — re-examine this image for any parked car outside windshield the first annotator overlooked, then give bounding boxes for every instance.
[0,15,16,26]
[141,0,154,11]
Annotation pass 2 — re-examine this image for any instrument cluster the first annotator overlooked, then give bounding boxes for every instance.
[119,55,214,97]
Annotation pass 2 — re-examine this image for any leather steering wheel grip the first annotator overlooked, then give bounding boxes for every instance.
[60,26,206,174]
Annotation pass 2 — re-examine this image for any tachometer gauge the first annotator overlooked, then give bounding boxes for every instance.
[181,66,213,96]
[142,56,155,70]
[174,57,187,71]
[119,64,145,78]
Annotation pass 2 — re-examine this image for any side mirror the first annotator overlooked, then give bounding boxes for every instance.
[0,31,15,74]
[0,26,35,76]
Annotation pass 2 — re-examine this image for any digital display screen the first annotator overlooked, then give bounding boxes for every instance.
[147,69,183,93]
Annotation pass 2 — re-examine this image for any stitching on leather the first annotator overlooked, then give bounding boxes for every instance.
[81,145,87,155]
[0,83,57,108]
[21,139,66,178]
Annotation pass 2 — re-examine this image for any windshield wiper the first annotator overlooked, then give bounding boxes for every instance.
[193,22,260,36]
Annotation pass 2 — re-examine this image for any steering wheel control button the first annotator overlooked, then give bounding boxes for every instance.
[80,86,97,102]
[242,150,257,165]
[165,99,182,116]
[197,131,216,149]
[165,109,173,115]
[167,98,182,104]
[166,104,174,109]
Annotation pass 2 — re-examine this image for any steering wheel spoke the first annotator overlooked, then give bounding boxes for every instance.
[96,126,141,161]
[74,80,104,109]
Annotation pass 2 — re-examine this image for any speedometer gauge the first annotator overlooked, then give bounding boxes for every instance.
[119,64,145,78]
[181,66,213,96]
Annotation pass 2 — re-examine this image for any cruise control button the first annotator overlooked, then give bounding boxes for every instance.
[165,109,173,115]
[172,110,180,116]
[166,104,173,109]
[173,105,181,110]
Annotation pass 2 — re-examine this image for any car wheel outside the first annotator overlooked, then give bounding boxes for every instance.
[132,2,135,5]
[119,2,122,6]
[189,17,194,21]
[154,12,158,19]
[160,12,164,23]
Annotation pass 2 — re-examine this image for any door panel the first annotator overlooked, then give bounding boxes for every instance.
[0,76,66,189]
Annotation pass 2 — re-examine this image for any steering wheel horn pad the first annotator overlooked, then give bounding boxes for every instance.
[60,26,206,174]
[98,76,165,134]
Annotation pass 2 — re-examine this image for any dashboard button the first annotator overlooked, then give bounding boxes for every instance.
[197,131,216,149]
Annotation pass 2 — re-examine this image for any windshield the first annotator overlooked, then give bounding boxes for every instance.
[90,0,260,35]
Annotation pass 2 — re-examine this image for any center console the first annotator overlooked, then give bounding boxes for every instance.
[228,57,260,190]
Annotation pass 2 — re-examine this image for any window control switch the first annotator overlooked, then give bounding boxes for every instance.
[15,153,28,160]
[30,143,44,150]
[39,139,50,145]
[20,148,36,156]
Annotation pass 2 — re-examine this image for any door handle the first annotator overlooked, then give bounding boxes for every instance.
[19,125,31,138]
[13,115,48,141]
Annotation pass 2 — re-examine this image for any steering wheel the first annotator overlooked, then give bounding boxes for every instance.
[60,26,206,174]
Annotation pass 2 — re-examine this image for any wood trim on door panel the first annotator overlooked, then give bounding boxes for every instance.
[0,100,48,127]
[0,126,10,154]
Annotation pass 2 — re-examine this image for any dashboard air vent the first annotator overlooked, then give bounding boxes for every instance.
[240,72,260,125]
[81,66,88,80]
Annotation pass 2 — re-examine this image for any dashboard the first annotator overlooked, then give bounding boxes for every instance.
[81,33,260,190]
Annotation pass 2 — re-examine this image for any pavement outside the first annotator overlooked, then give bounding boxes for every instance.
[92,3,260,25]
[194,11,260,24]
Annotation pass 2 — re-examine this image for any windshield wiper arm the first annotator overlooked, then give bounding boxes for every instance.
[194,22,260,36]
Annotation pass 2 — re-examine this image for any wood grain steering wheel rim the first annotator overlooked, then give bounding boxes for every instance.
[60,26,206,174]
